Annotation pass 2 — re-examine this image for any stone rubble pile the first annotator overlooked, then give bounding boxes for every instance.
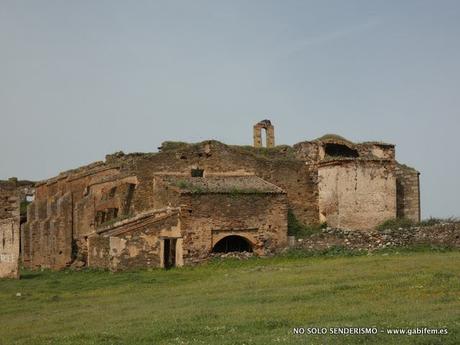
[294,222,460,252]
[208,251,254,259]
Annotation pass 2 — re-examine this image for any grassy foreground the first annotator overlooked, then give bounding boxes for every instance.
[1,252,459,345]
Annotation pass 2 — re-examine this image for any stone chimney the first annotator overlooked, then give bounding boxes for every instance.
[253,120,275,148]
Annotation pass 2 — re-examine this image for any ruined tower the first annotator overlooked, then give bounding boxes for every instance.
[253,120,275,148]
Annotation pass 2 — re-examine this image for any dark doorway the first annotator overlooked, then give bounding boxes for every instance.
[191,168,204,177]
[212,235,253,253]
[163,238,177,269]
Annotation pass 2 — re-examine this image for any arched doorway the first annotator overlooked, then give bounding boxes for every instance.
[212,235,253,253]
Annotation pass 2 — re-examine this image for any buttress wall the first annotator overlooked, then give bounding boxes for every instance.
[22,193,73,269]
[0,182,20,278]
[395,164,421,222]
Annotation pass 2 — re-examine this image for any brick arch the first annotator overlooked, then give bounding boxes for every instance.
[253,120,275,148]
[212,235,254,253]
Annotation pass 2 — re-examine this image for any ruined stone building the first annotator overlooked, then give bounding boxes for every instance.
[0,120,420,273]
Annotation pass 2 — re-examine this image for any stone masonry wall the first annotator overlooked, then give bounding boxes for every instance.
[0,182,20,278]
[0,219,20,279]
[318,160,396,230]
[88,212,180,270]
[74,176,138,239]
[27,141,318,267]
[396,163,421,222]
[125,141,318,226]
[22,193,73,269]
[294,222,460,252]
[179,192,288,265]
[0,182,19,220]
[23,138,419,271]
[23,164,122,268]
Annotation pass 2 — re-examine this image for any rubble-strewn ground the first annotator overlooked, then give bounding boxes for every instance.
[1,251,459,345]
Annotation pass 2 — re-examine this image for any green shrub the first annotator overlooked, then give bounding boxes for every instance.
[281,245,366,258]
[160,141,189,151]
[376,218,413,231]
[20,201,31,214]
[418,217,444,227]
[175,180,190,189]
[378,217,460,231]
[288,210,326,237]
[418,216,459,226]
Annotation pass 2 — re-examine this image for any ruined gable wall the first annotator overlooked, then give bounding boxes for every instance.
[88,213,180,270]
[74,175,138,239]
[179,193,288,264]
[395,164,421,222]
[318,160,396,230]
[122,142,318,226]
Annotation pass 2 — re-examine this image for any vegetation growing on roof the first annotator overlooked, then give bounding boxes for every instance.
[174,179,273,195]
[159,141,190,151]
[315,134,355,146]
[397,162,420,172]
[227,187,268,197]
[231,144,297,160]
[174,180,204,193]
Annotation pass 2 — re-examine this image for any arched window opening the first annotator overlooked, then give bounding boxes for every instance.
[260,128,267,148]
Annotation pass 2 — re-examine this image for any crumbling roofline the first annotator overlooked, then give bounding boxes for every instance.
[317,158,394,167]
[179,190,286,195]
[96,207,180,235]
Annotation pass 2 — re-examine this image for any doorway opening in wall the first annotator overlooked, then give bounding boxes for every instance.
[260,128,267,148]
[163,238,177,269]
[212,235,253,253]
[191,168,204,177]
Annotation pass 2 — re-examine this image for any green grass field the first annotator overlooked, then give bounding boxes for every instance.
[1,251,459,345]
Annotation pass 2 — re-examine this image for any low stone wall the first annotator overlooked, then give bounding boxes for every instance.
[293,223,460,252]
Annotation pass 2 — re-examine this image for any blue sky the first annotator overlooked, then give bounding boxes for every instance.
[1,0,459,217]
